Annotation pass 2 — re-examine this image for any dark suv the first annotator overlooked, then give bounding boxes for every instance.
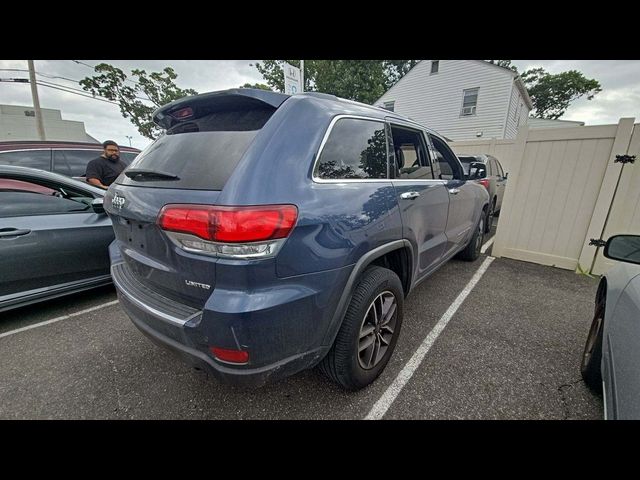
[105,89,489,390]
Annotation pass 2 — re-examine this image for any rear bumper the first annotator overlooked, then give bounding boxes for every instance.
[117,289,325,387]
[111,258,352,387]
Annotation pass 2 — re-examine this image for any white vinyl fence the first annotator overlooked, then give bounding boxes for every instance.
[450,118,638,275]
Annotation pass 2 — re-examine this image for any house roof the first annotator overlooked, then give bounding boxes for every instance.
[377,60,533,110]
[471,61,533,110]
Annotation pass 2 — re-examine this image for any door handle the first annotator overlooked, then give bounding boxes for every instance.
[448,188,460,195]
[0,228,32,238]
[400,191,420,200]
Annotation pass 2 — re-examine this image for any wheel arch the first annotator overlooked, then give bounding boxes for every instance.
[320,240,413,348]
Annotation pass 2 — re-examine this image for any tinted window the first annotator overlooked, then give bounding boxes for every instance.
[0,150,51,170]
[53,150,100,177]
[390,125,434,179]
[119,109,273,190]
[120,152,137,165]
[0,177,92,217]
[316,118,388,180]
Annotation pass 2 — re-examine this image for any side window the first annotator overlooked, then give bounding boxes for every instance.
[487,159,495,177]
[0,176,92,217]
[53,150,100,177]
[495,159,505,178]
[389,125,435,180]
[315,118,388,180]
[119,152,138,165]
[428,135,462,181]
[0,150,51,170]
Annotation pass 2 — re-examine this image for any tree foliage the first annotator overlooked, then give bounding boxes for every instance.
[253,60,418,104]
[487,60,602,119]
[240,82,272,90]
[80,64,198,139]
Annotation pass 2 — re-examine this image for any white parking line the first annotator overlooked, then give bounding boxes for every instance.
[365,256,495,420]
[481,236,495,254]
[0,300,119,340]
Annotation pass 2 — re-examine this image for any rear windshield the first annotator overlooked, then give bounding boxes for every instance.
[117,108,273,190]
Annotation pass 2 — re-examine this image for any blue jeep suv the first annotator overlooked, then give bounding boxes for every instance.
[105,88,489,390]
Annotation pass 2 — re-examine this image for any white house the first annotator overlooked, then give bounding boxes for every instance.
[375,60,533,141]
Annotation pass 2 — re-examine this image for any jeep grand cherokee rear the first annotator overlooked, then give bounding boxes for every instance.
[106,88,488,390]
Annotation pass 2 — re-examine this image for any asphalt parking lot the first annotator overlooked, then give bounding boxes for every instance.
[0,220,603,419]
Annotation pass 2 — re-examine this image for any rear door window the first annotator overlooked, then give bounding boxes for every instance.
[315,118,388,180]
[0,150,51,170]
[53,150,100,177]
[389,125,435,179]
[118,108,274,190]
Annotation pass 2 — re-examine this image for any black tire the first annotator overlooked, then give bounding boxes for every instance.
[581,297,605,392]
[319,266,404,390]
[456,210,485,261]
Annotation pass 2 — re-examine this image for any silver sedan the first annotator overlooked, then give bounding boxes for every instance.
[581,234,640,419]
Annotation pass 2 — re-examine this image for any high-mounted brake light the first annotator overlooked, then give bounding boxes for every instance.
[170,106,194,120]
[158,204,298,259]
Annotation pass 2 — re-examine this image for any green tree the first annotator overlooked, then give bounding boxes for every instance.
[488,60,602,119]
[240,82,272,90]
[253,60,418,104]
[80,64,198,140]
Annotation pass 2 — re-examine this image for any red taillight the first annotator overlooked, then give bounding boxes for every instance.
[158,204,298,243]
[210,347,249,364]
[477,179,490,190]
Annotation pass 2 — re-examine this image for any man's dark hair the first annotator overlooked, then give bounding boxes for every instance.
[102,140,119,149]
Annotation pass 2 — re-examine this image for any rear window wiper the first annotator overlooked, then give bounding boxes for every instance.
[125,169,180,181]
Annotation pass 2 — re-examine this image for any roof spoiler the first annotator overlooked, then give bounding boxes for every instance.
[153,88,290,130]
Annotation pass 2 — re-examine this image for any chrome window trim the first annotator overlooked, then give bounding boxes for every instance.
[311,115,452,185]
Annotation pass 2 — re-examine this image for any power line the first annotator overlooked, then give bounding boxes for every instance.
[71,60,141,86]
[1,73,153,103]
[35,81,120,105]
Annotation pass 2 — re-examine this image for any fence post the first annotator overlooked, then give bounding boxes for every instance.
[492,125,529,258]
[576,117,635,274]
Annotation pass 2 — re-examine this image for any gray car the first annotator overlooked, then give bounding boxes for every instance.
[0,165,113,312]
[581,234,640,419]
[458,154,507,232]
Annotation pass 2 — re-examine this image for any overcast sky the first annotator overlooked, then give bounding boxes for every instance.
[1,60,638,151]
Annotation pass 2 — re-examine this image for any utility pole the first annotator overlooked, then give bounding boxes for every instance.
[28,60,46,141]
[125,135,133,147]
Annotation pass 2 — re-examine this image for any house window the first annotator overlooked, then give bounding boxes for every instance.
[461,88,479,116]
[383,101,395,112]
[431,61,439,74]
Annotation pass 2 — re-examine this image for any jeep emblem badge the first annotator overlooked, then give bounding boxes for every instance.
[112,193,126,209]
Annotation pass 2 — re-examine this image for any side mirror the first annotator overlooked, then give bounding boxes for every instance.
[469,162,487,179]
[504,172,509,179]
[91,198,106,215]
[604,235,640,265]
